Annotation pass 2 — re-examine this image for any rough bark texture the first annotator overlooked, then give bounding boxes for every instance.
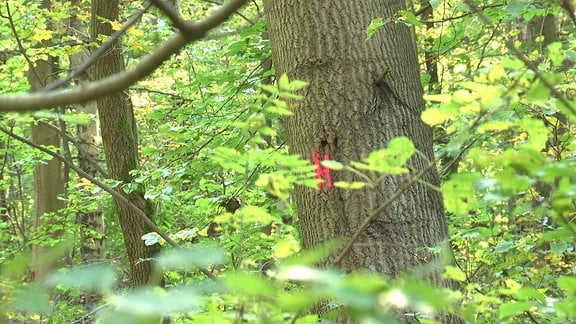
[91,0,159,287]
[264,0,451,284]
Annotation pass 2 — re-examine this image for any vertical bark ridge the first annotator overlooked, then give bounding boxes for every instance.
[265,0,449,281]
[91,0,160,287]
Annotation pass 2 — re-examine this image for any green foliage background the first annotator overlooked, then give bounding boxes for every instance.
[0,0,575,323]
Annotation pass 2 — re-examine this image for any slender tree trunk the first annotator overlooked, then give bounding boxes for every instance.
[76,99,105,263]
[90,0,160,287]
[0,141,9,227]
[521,9,566,204]
[420,1,440,93]
[265,1,457,319]
[29,65,67,279]
[29,0,66,282]
[69,0,105,264]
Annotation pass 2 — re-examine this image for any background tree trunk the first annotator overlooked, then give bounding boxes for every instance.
[29,0,66,282]
[30,107,66,281]
[90,0,160,287]
[76,93,105,264]
[265,0,451,282]
[69,0,105,264]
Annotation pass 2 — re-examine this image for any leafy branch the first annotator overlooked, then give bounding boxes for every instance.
[42,2,153,91]
[331,160,438,266]
[464,0,576,117]
[318,137,442,266]
[0,0,247,112]
[0,125,218,281]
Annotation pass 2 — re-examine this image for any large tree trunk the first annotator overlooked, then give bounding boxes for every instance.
[90,0,160,287]
[264,0,452,286]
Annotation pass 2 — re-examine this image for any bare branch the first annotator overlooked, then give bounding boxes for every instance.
[150,0,188,32]
[41,121,109,178]
[0,0,247,112]
[332,161,438,266]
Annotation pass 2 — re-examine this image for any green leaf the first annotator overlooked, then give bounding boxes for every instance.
[226,273,275,296]
[504,0,530,17]
[421,107,451,125]
[547,42,565,67]
[281,239,342,266]
[237,205,275,223]
[273,239,300,258]
[260,84,279,95]
[265,104,293,116]
[334,181,367,189]
[321,160,344,170]
[498,301,532,319]
[423,93,452,103]
[429,0,441,9]
[109,286,199,315]
[277,290,318,311]
[443,265,466,282]
[350,137,415,174]
[278,74,290,89]
[494,241,514,253]
[557,276,576,293]
[502,56,525,69]
[397,10,424,27]
[13,283,51,315]
[520,118,548,151]
[157,247,225,269]
[277,73,308,91]
[366,17,384,40]
[256,173,291,200]
[514,287,546,303]
[49,265,117,291]
[550,241,568,256]
[441,172,481,214]
[526,79,551,103]
[477,120,513,133]
[284,79,308,91]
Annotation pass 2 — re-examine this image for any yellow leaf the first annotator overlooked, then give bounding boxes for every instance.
[32,29,53,42]
[128,27,144,37]
[110,20,122,31]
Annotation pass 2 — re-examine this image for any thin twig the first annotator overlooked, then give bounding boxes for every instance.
[0,126,218,281]
[150,0,188,32]
[332,160,438,266]
[464,0,576,117]
[42,2,153,91]
[0,0,248,111]
[4,2,42,84]
[41,121,109,178]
